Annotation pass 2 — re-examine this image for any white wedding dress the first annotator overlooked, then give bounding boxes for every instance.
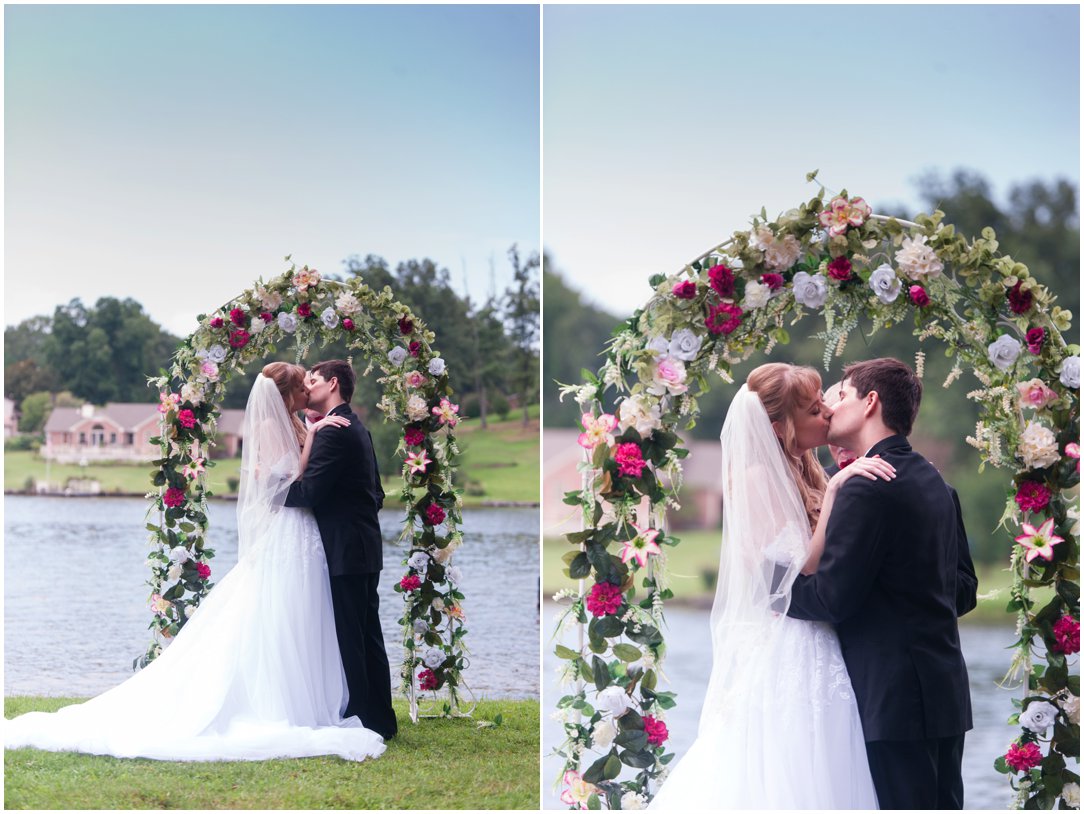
[648,385,877,810]
[5,376,385,763]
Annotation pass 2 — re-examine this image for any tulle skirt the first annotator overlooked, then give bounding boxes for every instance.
[5,507,385,762]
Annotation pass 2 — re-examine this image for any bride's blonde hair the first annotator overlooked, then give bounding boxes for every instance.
[261,362,307,447]
[746,362,829,531]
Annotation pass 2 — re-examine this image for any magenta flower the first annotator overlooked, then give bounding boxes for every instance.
[643,714,669,746]
[707,264,735,298]
[760,273,784,291]
[614,442,646,478]
[163,487,186,509]
[196,562,211,580]
[404,427,426,446]
[672,280,697,299]
[827,256,853,281]
[399,574,421,592]
[297,302,313,319]
[1014,481,1051,513]
[177,409,198,429]
[620,523,662,568]
[342,317,355,331]
[1007,281,1033,315]
[578,413,617,451]
[1026,327,1045,355]
[209,317,224,329]
[909,285,930,307]
[425,504,446,526]
[1015,518,1064,562]
[399,317,414,335]
[706,302,743,335]
[409,340,422,357]
[418,668,438,691]
[259,311,274,323]
[1052,615,1079,655]
[229,307,247,327]
[1004,741,1043,773]
[1066,442,1080,472]
[586,582,623,617]
[229,329,250,348]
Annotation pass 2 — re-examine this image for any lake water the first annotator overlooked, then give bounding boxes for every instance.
[543,602,1034,810]
[4,496,539,702]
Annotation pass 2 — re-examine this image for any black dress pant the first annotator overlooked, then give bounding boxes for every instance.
[329,573,397,739]
[866,734,965,809]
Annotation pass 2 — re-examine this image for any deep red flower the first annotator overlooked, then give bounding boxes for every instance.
[342,317,355,331]
[1007,281,1033,315]
[297,302,313,318]
[827,256,853,281]
[1053,615,1080,655]
[707,264,735,298]
[672,280,697,299]
[177,409,198,429]
[404,427,426,446]
[614,442,646,478]
[909,285,930,307]
[229,307,247,327]
[1014,481,1052,513]
[259,311,274,323]
[643,714,669,746]
[706,302,743,335]
[229,329,250,348]
[1005,742,1043,773]
[760,273,784,291]
[400,574,422,592]
[585,581,623,617]
[196,562,211,580]
[418,668,438,691]
[163,487,186,508]
[399,317,414,335]
[1026,327,1045,355]
[425,504,446,526]
[409,341,421,357]
[209,317,224,329]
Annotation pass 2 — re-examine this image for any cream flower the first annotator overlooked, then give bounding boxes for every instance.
[618,394,663,437]
[1018,420,1060,469]
[1061,694,1079,725]
[895,234,944,280]
[763,234,801,271]
[180,382,204,405]
[1063,783,1080,809]
[257,286,283,310]
[750,225,774,252]
[743,280,771,310]
[592,719,617,749]
[406,395,429,422]
[621,792,647,810]
[335,291,362,315]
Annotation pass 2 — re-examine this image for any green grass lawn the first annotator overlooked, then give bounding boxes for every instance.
[3,451,241,496]
[544,532,1041,625]
[4,697,538,809]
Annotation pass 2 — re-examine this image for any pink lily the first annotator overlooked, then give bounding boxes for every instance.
[577,413,617,451]
[1015,518,1064,562]
[405,450,432,475]
[619,522,662,568]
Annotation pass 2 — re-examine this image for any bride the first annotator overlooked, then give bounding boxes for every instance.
[649,363,891,809]
[5,362,386,762]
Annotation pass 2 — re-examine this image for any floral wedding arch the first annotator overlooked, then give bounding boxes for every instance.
[553,176,1080,810]
[142,260,469,721]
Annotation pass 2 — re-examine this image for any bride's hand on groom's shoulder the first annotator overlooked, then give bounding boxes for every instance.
[828,455,896,492]
[309,415,350,435]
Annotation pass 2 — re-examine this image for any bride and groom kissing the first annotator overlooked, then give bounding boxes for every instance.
[7,359,397,762]
[650,357,978,810]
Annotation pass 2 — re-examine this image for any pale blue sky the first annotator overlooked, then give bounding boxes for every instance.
[544,4,1080,316]
[6,4,540,335]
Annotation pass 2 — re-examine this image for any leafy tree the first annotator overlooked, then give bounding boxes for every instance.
[18,390,82,434]
[503,245,540,427]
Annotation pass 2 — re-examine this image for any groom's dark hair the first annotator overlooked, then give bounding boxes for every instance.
[311,359,356,403]
[843,357,922,436]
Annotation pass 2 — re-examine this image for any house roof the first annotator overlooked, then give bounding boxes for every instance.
[43,402,247,436]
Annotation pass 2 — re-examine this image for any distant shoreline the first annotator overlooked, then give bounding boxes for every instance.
[3,490,539,509]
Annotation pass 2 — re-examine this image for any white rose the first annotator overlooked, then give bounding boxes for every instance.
[388,346,409,366]
[1061,694,1079,725]
[596,685,631,717]
[868,263,902,304]
[592,719,617,749]
[277,312,298,333]
[407,551,430,572]
[335,291,361,315]
[895,234,944,280]
[620,792,647,810]
[184,604,196,618]
[667,328,703,362]
[206,344,228,363]
[421,646,445,669]
[320,308,339,329]
[750,225,774,252]
[618,394,663,437]
[249,315,268,334]
[428,357,446,376]
[447,565,463,585]
[1059,356,1080,389]
[763,234,801,271]
[167,563,184,582]
[1018,420,1060,469]
[412,618,429,636]
[1062,783,1080,809]
[742,280,771,310]
[1020,700,1059,734]
[259,289,283,310]
[168,546,190,564]
[645,336,669,356]
[406,394,429,422]
[987,335,1022,372]
[792,271,828,309]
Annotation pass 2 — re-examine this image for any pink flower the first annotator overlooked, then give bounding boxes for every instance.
[342,317,355,331]
[614,442,646,478]
[1015,518,1064,562]
[1007,281,1033,315]
[399,317,414,335]
[827,256,853,281]
[404,427,426,446]
[432,398,460,427]
[760,273,784,291]
[418,668,438,691]
[182,457,206,480]
[649,356,688,396]
[400,574,422,592]
[1026,327,1045,355]
[209,317,224,329]
[200,361,219,381]
[586,582,623,617]
[196,562,211,580]
[229,307,247,327]
[706,302,743,335]
[409,341,422,357]
[297,302,312,318]
[620,523,662,568]
[560,770,598,809]
[578,413,617,451]
[405,450,432,475]
[425,504,446,526]
[819,195,871,236]
[707,264,735,298]
[177,409,198,429]
[228,329,250,348]
[909,285,930,307]
[643,714,669,746]
[1014,481,1051,513]
[163,487,186,509]
[1016,378,1059,410]
[158,392,181,414]
[1052,615,1080,655]
[1005,741,1043,773]
[672,280,698,299]
[405,371,427,388]
[1066,442,1080,472]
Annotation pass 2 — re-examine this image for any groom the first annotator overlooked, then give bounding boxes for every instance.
[788,358,977,809]
[285,359,397,740]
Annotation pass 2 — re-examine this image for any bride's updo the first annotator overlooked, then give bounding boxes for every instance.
[261,362,307,447]
[746,362,829,531]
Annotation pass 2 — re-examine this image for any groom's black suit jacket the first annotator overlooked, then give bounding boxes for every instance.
[788,434,977,742]
[284,403,385,575]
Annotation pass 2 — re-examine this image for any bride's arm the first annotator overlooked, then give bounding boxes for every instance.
[299,415,350,475]
[801,456,896,575]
